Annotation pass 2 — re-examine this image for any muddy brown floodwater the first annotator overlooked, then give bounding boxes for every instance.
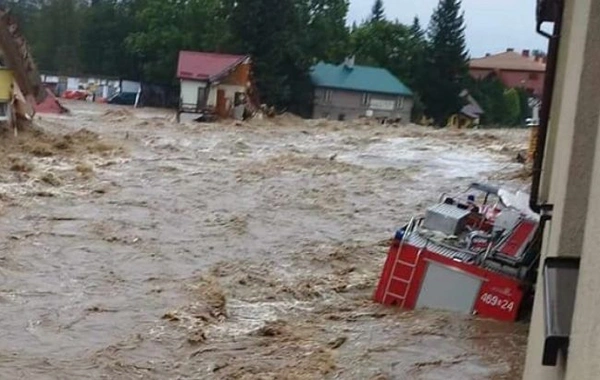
[0,101,531,380]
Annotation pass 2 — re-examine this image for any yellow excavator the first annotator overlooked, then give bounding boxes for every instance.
[0,5,67,130]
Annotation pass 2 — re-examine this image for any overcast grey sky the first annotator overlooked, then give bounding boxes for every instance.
[348,0,548,58]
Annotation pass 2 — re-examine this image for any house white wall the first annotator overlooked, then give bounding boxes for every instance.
[180,80,246,110]
[120,80,141,93]
[67,77,80,90]
[180,79,207,106]
[218,84,246,102]
[207,84,217,106]
[207,83,246,107]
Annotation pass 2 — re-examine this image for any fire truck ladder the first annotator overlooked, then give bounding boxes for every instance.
[382,217,426,308]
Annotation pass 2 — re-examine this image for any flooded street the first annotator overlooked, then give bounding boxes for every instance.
[0,101,529,379]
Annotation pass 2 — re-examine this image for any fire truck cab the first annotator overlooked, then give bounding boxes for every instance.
[374,183,541,322]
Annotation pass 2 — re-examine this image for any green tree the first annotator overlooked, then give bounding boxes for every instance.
[126,0,228,84]
[8,0,85,74]
[302,0,350,63]
[4,0,354,110]
[503,88,521,126]
[351,17,427,121]
[370,0,385,22]
[516,87,532,124]
[351,20,412,79]
[406,17,428,120]
[3,0,42,38]
[466,73,538,127]
[422,0,469,125]
[466,75,499,125]
[409,16,425,41]
[228,0,313,113]
[80,0,137,77]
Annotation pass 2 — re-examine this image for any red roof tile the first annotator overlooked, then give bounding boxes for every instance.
[469,51,546,72]
[177,51,248,81]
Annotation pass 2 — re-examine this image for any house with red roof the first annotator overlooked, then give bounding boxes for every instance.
[176,51,252,120]
[469,49,547,97]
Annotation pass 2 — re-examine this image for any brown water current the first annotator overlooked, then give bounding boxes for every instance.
[0,101,530,379]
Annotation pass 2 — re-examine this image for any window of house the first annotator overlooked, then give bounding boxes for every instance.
[362,93,371,106]
[397,97,404,109]
[324,90,333,103]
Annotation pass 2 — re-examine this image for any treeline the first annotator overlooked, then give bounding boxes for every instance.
[4,0,532,124]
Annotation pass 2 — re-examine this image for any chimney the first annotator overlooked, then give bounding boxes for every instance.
[507,48,514,52]
[485,53,491,57]
[522,49,530,57]
[534,56,540,62]
[344,55,355,70]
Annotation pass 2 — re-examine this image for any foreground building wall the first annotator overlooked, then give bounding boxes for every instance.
[180,79,207,109]
[523,0,600,378]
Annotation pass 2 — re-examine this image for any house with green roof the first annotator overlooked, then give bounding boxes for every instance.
[310,58,413,122]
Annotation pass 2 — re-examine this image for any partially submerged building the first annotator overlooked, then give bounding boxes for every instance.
[447,90,484,128]
[0,5,67,121]
[41,74,134,101]
[310,58,413,123]
[0,67,13,123]
[176,51,251,121]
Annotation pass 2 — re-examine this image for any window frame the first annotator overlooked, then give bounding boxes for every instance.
[397,97,405,110]
[362,93,371,106]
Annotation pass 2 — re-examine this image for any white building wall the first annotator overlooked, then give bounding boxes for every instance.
[523,0,600,379]
[205,84,245,107]
[207,84,218,107]
[180,79,207,106]
[220,84,246,101]
[120,80,141,93]
[67,78,80,90]
[180,80,246,114]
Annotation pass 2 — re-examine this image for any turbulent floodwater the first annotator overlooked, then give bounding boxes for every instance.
[0,102,529,379]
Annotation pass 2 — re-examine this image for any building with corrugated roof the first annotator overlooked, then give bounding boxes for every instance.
[310,57,414,123]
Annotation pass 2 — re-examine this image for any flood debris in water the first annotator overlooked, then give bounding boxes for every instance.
[0,101,532,379]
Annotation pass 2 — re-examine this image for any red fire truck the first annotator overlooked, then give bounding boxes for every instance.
[374,183,541,322]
